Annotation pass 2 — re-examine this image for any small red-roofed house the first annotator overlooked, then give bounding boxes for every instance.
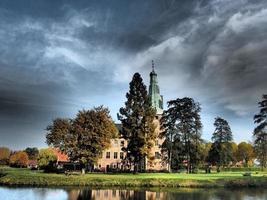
[50,148,69,163]
[28,160,38,169]
[49,148,69,169]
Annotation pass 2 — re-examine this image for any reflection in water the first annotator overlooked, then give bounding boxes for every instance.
[65,188,267,200]
[0,187,267,200]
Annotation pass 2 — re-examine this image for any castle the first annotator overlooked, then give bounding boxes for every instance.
[96,61,167,171]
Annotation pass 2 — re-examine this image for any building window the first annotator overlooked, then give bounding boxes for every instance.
[155,140,159,146]
[106,152,110,159]
[114,152,118,159]
[155,152,161,159]
[120,140,125,147]
[99,164,101,168]
[120,152,124,159]
[114,140,118,147]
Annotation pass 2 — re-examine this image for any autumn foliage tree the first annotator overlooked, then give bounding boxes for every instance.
[236,142,255,167]
[46,106,117,172]
[9,151,29,168]
[0,147,11,165]
[46,118,72,153]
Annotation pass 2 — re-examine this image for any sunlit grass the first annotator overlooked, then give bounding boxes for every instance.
[0,166,266,187]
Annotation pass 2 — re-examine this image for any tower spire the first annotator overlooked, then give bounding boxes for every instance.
[149,60,163,115]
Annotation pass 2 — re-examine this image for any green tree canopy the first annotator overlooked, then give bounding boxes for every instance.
[118,73,156,173]
[24,147,39,160]
[37,148,57,170]
[160,97,202,173]
[208,117,233,171]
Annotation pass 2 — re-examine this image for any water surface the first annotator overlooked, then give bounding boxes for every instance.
[0,187,266,200]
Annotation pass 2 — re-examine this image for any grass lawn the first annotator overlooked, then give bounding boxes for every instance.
[0,166,267,188]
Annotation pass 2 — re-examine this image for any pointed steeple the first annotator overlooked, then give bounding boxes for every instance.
[149,60,163,115]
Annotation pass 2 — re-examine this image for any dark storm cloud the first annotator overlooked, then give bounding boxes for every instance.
[0,0,266,148]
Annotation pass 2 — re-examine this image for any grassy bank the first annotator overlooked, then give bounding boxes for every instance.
[0,167,266,188]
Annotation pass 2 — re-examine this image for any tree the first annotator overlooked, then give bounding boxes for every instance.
[118,73,156,173]
[46,118,72,153]
[9,151,29,168]
[253,94,267,169]
[71,107,117,171]
[200,142,212,169]
[160,97,202,173]
[37,148,57,170]
[236,142,255,167]
[0,147,11,165]
[24,147,39,160]
[46,106,117,172]
[208,117,233,172]
[230,142,238,165]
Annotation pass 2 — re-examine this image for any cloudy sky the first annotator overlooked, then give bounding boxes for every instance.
[0,0,266,150]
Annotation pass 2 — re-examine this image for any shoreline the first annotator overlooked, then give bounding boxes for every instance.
[0,168,267,188]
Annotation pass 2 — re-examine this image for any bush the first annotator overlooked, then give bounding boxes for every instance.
[0,169,7,178]
[37,149,57,172]
[222,167,265,172]
[9,151,29,167]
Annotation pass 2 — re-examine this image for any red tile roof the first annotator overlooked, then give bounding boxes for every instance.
[28,160,37,166]
[50,148,69,162]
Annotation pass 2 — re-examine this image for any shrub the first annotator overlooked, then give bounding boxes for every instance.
[37,149,57,172]
[222,167,265,172]
[9,151,29,167]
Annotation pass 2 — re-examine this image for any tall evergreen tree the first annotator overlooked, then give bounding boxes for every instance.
[208,117,233,172]
[160,97,202,173]
[253,94,267,169]
[118,73,156,173]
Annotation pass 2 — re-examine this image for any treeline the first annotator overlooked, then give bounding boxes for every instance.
[0,147,38,167]
[160,95,266,173]
[0,147,62,171]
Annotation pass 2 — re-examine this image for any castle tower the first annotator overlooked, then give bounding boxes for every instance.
[149,60,163,115]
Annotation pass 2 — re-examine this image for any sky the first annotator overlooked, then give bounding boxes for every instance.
[0,0,266,150]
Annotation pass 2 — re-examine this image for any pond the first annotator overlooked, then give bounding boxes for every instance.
[0,186,266,200]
